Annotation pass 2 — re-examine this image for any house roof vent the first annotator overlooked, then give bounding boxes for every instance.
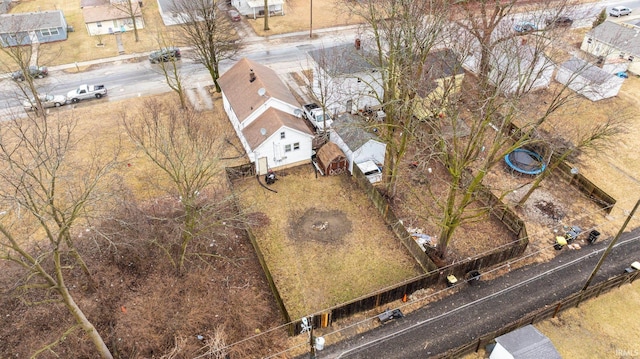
[250,69,256,82]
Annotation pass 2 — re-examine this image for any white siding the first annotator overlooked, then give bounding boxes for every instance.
[555,67,624,101]
[312,68,383,114]
[253,128,313,170]
[85,16,144,36]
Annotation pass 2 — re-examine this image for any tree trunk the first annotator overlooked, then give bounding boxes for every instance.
[263,0,270,31]
[55,252,113,358]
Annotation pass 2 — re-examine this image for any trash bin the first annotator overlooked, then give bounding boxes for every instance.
[587,230,600,244]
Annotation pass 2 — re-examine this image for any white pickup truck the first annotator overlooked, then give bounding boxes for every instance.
[302,103,333,131]
[66,84,107,103]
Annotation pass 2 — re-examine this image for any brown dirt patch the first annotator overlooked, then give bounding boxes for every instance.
[289,208,352,244]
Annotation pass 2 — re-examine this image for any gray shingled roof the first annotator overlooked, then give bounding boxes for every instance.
[494,325,561,359]
[587,21,640,56]
[560,57,613,85]
[308,43,380,76]
[0,10,65,33]
[332,113,382,150]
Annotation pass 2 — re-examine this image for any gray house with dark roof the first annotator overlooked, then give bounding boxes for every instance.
[581,21,640,75]
[218,58,315,173]
[490,325,561,359]
[307,43,383,115]
[0,10,68,46]
[329,113,386,174]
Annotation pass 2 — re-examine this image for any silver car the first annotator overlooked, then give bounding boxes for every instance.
[22,94,67,111]
[609,6,632,16]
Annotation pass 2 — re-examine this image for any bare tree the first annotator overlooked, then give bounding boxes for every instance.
[0,113,118,358]
[417,0,596,260]
[110,0,142,42]
[170,0,241,92]
[120,98,231,273]
[341,0,451,197]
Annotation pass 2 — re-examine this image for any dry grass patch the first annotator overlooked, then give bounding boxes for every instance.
[233,165,422,318]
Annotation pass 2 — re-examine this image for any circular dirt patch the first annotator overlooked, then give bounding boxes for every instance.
[289,208,352,244]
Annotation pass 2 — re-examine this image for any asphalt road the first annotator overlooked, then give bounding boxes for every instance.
[311,228,640,359]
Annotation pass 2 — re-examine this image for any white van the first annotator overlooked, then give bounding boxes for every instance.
[356,160,382,184]
[609,6,631,16]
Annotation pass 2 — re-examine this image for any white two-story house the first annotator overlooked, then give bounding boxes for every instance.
[218,58,315,174]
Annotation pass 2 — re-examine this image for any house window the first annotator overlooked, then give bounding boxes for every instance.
[619,52,625,58]
[96,22,102,28]
[280,132,285,139]
[630,56,635,62]
[293,142,300,150]
[40,29,51,36]
[587,37,592,44]
[284,144,292,152]
[50,28,59,35]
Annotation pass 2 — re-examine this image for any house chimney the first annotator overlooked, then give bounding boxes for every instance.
[249,69,256,83]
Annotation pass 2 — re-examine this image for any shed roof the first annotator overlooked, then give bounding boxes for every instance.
[332,113,383,150]
[0,10,64,33]
[494,325,561,359]
[82,4,141,23]
[317,142,346,165]
[308,43,379,76]
[218,58,299,123]
[559,57,613,85]
[587,21,640,56]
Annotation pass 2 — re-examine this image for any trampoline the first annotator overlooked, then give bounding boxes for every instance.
[504,148,546,175]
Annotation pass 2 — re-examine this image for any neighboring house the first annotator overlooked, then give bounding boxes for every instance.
[0,0,11,14]
[231,0,285,19]
[580,21,640,75]
[463,39,554,94]
[556,57,624,101]
[218,58,315,174]
[412,49,465,120]
[82,0,144,36]
[490,325,561,359]
[330,113,386,174]
[307,43,383,115]
[157,0,185,26]
[0,10,68,47]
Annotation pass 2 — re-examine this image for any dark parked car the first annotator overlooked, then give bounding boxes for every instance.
[148,47,181,64]
[545,16,573,28]
[11,65,49,81]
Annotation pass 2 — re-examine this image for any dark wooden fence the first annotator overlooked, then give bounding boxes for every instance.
[226,162,530,336]
[435,270,640,358]
[224,164,291,331]
[286,167,530,335]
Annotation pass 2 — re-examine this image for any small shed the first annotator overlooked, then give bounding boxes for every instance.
[316,142,348,176]
[490,325,561,359]
[555,57,624,101]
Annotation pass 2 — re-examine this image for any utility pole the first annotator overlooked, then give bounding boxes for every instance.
[577,198,640,306]
[309,0,313,38]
